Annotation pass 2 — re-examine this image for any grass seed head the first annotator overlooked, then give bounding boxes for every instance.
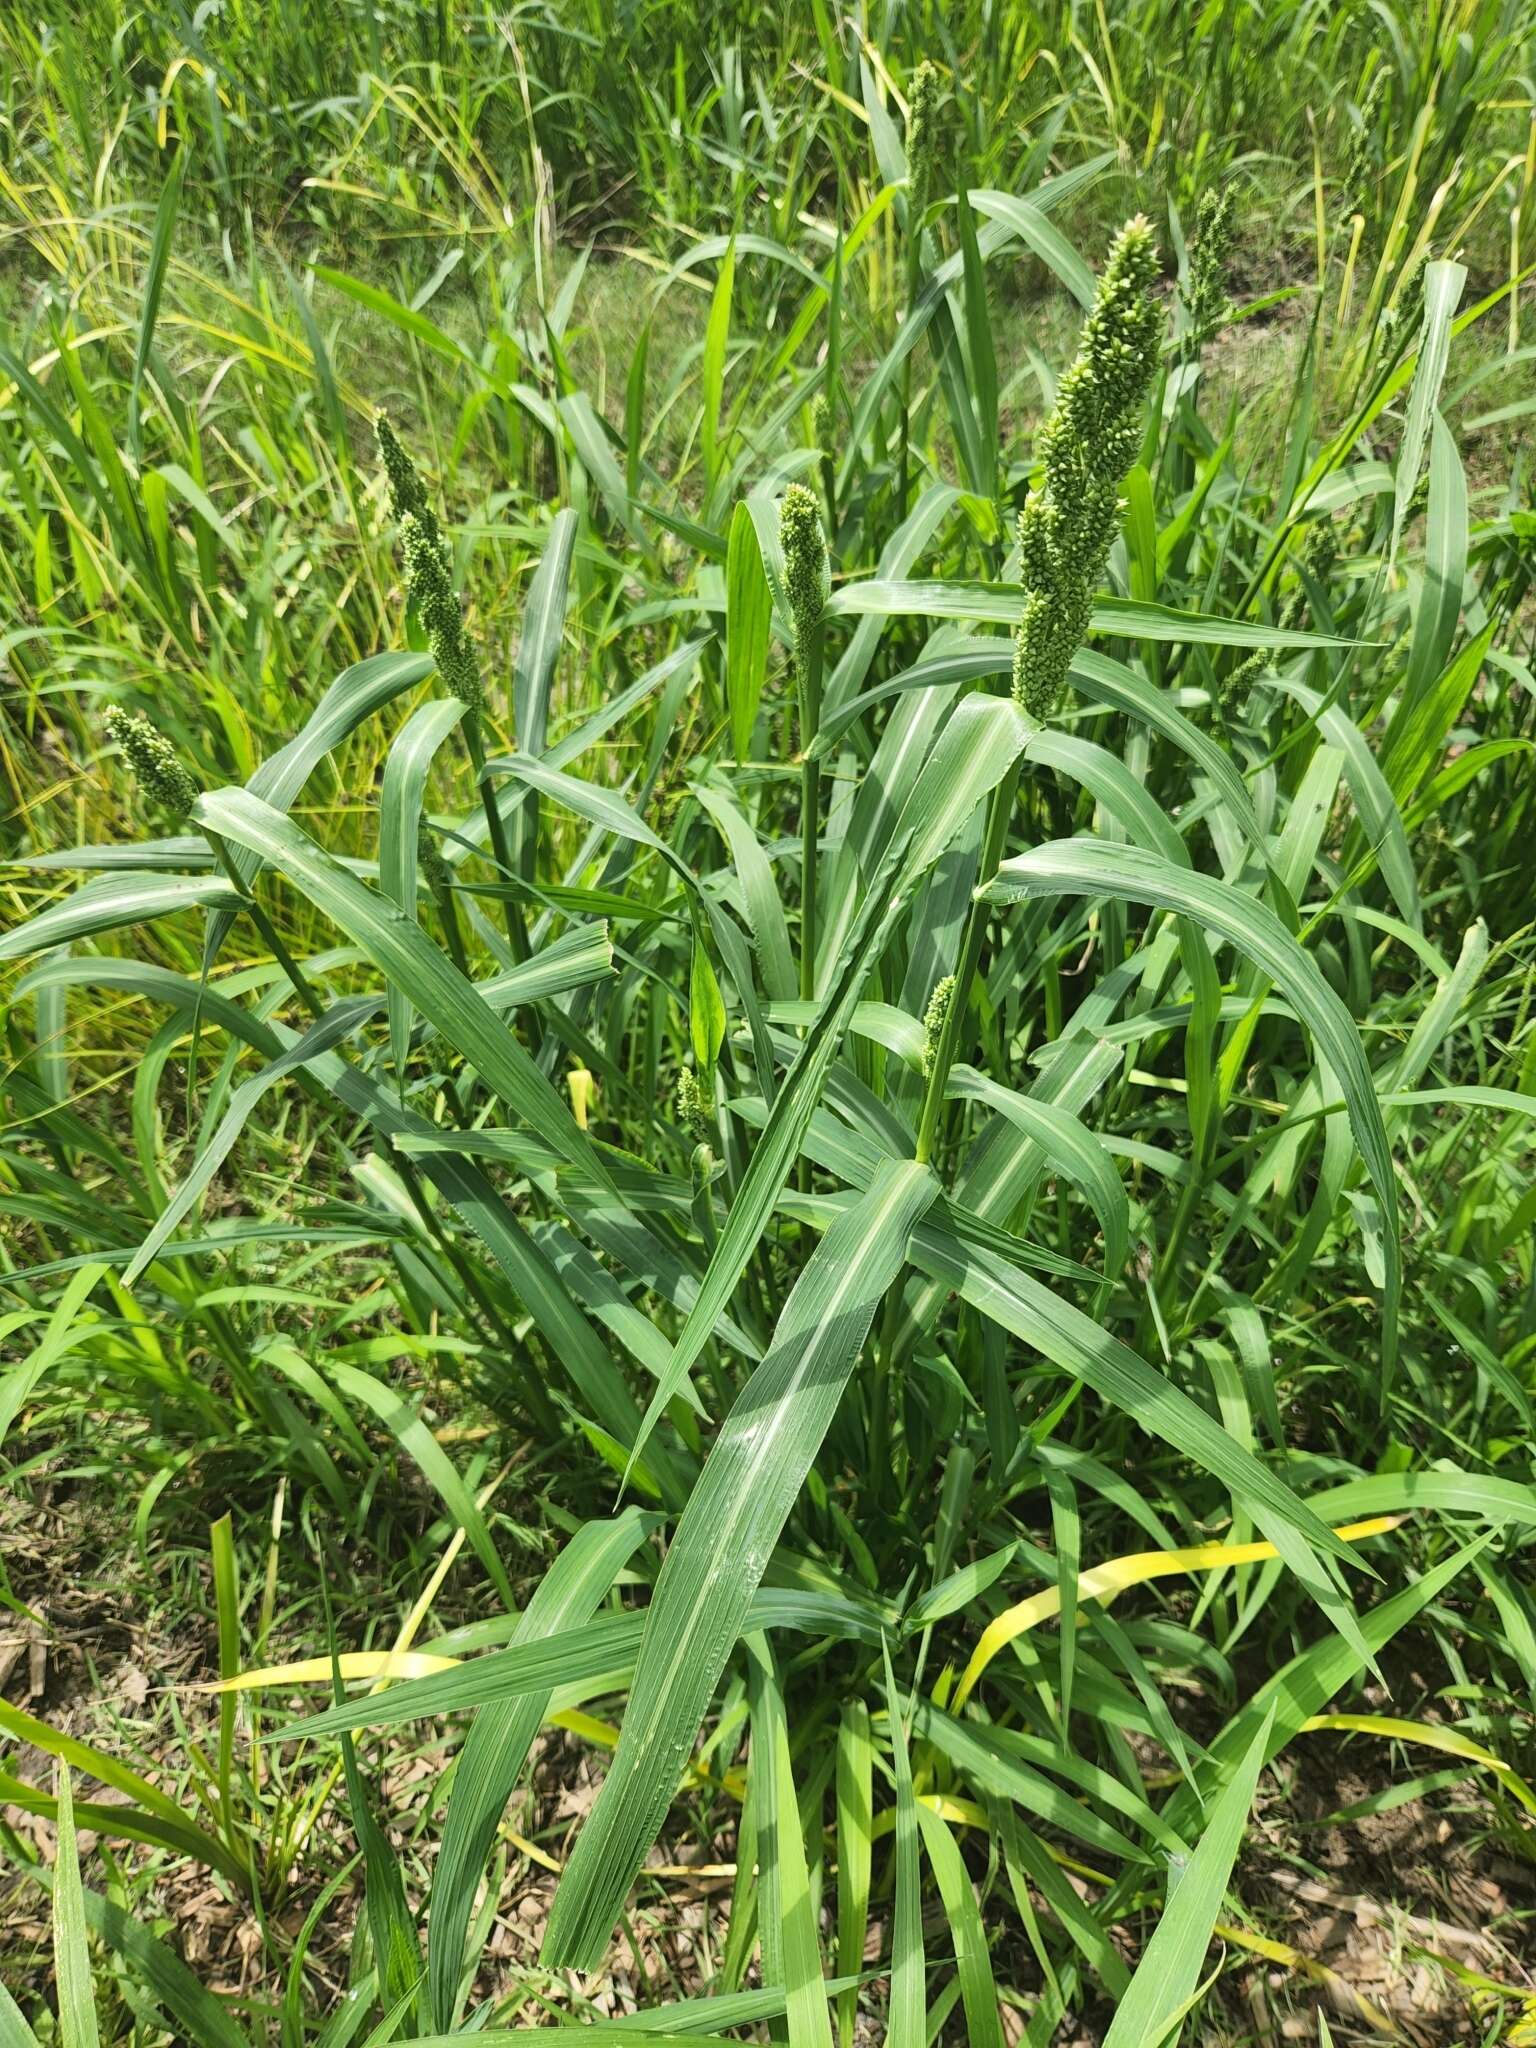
[417,823,453,893]
[1220,647,1272,717]
[400,511,482,709]
[1054,214,1161,444]
[676,1066,712,1140]
[921,973,956,1076]
[1380,251,1426,359]
[1281,519,1340,630]
[906,60,943,213]
[102,705,199,818]
[376,412,443,554]
[1343,71,1387,228]
[1302,518,1340,581]
[1186,184,1236,346]
[779,482,827,671]
[1011,215,1161,722]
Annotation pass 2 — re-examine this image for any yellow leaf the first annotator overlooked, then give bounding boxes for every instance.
[1299,1712,1536,1817]
[952,1516,1402,1710]
[201,1649,459,1694]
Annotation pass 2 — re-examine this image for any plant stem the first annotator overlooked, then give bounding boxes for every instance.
[896,245,922,520]
[798,621,825,1005]
[913,755,1021,1165]
[818,438,838,533]
[866,754,1022,1497]
[866,1337,895,1507]
[795,624,826,1199]
[207,832,328,1023]
[464,714,529,964]
[427,867,473,977]
[894,141,936,517]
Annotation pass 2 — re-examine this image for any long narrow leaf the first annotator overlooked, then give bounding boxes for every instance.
[543,1161,938,1968]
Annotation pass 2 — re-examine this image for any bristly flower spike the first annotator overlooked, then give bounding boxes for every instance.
[1219,648,1272,721]
[1010,214,1162,724]
[399,511,482,710]
[1280,519,1339,632]
[676,1066,712,1142]
[417,822,453,895]
[1342,71,1386,231]
[102,705,199,819]
[779,482,828,678]
[376,412,443,553]
[1186,185,1236,348]
[380,412,475,705]
[920,974,956,1077]
[905,60,942,219]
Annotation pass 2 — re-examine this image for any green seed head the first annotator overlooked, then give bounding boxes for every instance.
[1342,71,1386,228]
[1301,519,1340,581]
[381,413,462,689]
[676,1066,712,1141]
[1220,647,1271,717]
[1279,519,1340,632]
[376,412,421,516]
[400,512,454,627]
[811,392,831,449]
[102,705,199,818]
[1055,216,1162,444]
[906,60,943,212]
[1010,216,1161,723]
[1385,254,1426,357]
[377,412,443,553]
[1186,184,1236,347]
[921,973,956,1077]
[779,482,827,670]
[417,823,453,894]
[400,512,482,710]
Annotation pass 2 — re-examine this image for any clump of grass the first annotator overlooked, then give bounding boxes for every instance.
[2,12,1536,2046]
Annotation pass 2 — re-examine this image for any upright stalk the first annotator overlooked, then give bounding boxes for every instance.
[206,830,328,1022]
[871,743,1015,1502]
[463,714,529,963]
[378,412,529,969]
[798,619,824,1002]
[913,756,1020,1165]
[780,484,830,1007]
[896,288,918,520]
[422,844,472,976]
[896,62,940,519]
